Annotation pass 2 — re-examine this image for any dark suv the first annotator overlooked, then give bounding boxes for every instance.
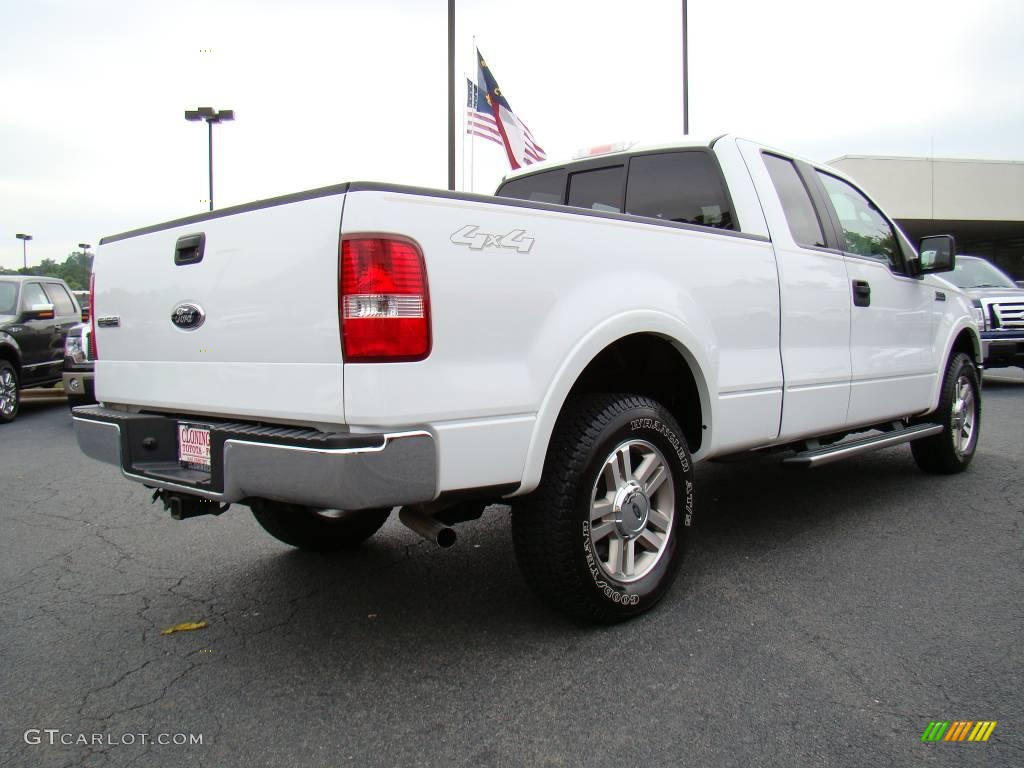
[0,276,83,423]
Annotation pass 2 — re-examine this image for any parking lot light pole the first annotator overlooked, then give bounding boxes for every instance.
[682,0,689,135]
[184,107,234,211]
[15,233,33,270]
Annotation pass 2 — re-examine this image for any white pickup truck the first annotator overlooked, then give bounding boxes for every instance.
[74,135,982,623]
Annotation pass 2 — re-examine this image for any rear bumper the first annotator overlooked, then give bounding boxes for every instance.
[72,405,437,510]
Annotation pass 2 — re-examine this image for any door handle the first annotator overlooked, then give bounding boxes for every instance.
[174,233,206,265]
[852,280,871,307]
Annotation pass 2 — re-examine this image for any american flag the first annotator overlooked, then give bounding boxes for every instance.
[466,49,546,169]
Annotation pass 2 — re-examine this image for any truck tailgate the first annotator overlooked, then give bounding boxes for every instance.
[93,193,347,425]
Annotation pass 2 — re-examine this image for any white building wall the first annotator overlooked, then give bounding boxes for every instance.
[827,156,1024,222]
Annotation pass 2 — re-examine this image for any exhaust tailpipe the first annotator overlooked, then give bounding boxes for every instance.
[399,508,457,548]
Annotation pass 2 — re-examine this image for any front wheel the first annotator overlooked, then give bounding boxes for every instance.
[911,352,981,474]
[512,394,694,623]
[249,500,392,552]
[0,361,20,424]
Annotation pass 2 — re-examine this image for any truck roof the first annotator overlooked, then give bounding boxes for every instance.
[501,134,725,182]
[501,134,850,187]
[0,275,70,284]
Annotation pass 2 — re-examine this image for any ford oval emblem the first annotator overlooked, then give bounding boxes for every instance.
[171,303,205,331]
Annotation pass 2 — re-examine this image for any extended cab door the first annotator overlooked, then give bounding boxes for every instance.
[740,142,852,440]
[811,170,936,426]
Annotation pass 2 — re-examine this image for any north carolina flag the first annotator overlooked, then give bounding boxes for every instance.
[467,49,546,170]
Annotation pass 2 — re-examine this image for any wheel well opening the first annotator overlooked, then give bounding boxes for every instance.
[0,346,19,375]
[951,329,979,365]
[566,334,703,453]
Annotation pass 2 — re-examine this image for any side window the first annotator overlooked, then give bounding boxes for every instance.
[763,154,825,247]
[625,152,734,229]
[44,283,77,316]
[20,282,49,311]
[567,166,624,213]
[496,169,567,204]
[816,172,900,268]
[0,283,18,315]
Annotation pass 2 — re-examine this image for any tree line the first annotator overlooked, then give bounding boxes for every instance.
[0,251,94,290]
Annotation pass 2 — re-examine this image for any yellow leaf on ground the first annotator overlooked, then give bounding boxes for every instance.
[160,620,208,635]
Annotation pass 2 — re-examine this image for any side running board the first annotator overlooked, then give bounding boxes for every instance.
[782,423,944,468]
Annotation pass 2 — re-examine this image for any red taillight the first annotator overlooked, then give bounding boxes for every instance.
[340,237,430,361]
[88,272,98,360]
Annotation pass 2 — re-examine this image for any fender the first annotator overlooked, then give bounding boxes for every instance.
[927,315,982,413]
[0,332,23,366]
[514,310,714,496]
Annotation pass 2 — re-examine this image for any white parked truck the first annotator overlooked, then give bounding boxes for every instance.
[74,135,982,622]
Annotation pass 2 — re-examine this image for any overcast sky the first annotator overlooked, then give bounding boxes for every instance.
[2,0,1022,270]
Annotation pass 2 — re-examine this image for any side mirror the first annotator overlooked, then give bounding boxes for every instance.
[24,303,56,320]
[917,235,956,274]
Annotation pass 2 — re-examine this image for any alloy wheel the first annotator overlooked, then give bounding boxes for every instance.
[0,369,17,418]
[588,439,675,583]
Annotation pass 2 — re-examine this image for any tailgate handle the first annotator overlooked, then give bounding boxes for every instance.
[174,233,206,265]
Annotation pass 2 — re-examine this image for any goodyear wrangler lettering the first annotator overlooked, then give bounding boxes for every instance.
[582,521,640,606]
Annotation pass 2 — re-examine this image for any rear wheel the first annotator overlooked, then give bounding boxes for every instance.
[0,361,20,424]
[911,352,981,474]
[249,500,391,552]
[512,394,694,623]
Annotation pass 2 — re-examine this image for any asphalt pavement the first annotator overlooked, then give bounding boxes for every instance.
[1,373,1022,768]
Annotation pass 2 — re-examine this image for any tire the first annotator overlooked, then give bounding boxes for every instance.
[0,361,20,424]
[512,394,695,624]
[249,500,391,552]
[911,352,981,474]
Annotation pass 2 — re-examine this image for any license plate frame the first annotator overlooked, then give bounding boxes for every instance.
[177,422,212,473]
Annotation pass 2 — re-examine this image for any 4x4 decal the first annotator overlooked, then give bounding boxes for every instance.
[450,225,535,254]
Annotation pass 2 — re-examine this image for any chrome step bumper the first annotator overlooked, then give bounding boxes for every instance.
[72,405,437,510]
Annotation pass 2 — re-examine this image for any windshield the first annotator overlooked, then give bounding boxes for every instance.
[0,281,18,315]
[944,258,1016,289]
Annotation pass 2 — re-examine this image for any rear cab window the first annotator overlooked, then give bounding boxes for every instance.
[496,148,736,231]
[567,166,624,212]
[497,169,567,204]
[625,151,734,229]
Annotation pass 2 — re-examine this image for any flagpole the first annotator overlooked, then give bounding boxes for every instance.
[461,71,466,192]
[470,35,476,193]
[448,0,456,190]
[682,0,689,134]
